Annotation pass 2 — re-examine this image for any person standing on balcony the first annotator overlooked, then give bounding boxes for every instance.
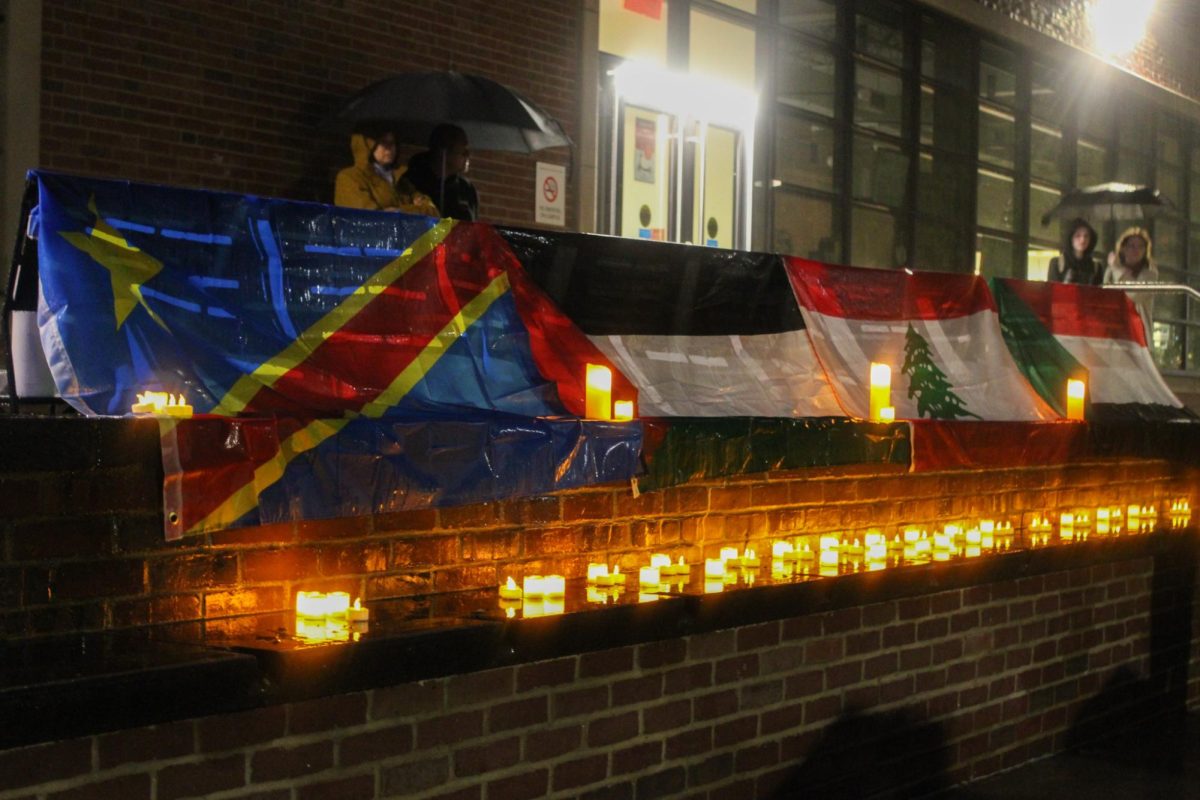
[335,124,437,215]
[406,123,479,221]
[1048,218,1102,285]
[1104,227,1158,338]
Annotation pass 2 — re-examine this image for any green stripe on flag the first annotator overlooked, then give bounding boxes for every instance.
[990,278,1085,418]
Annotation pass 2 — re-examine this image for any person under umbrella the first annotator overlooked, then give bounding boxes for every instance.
[1048,218,1102,285]
[1104,226,1159,337]
[334,123,437,215]
[405,123,479,221]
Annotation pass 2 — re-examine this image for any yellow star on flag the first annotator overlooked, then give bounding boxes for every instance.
[60,197,169,331]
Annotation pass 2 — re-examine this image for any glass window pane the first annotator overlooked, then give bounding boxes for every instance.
[778,40,836,117]
[855,14,903,66]
[773,191,838,261]
[855,62,904,136]
[920,16,971,90]
[977,168,1015,232]
[1115,109,1152,185]
[1031,67,1060,123]
[1028,243,1059,281]
[1151,322,1183,370]
[1158,124,1183,167]
[915,216,969,272]
[1190,171,1200,224]
[690,10,756,89]
[779,0,837,40]
[979,105,1015,169]
[853,135,910,208]
[776,115,835,191]
[976,233,1017,278]
[979,43,1016,107]
[1029,183,1060,239]
[1030,123,1063,184]
[1155,221,1183,268]
[715,0,757,13]
[851,205,905,268]
[1190,227,1200,271]
[920,84,971,154]
[599,0,669,65]
[1077,91,1112,142]
[917,150,971,221]
[1077,139,1109,188]
[1158,166,1183,211]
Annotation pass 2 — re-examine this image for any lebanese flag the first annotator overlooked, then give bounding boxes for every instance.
[785,258,1058,422]
[993,278,1191,420]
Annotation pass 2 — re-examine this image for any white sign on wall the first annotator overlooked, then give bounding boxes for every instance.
[535,162,566,227]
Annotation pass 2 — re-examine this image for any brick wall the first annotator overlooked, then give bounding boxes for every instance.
[38,0,580,228]
[1,418,1196,643]
[0,548,1195,799]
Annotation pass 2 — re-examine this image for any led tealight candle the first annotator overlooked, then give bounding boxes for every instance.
[704,559,726,579]
[869,362,892,422]
[887,534,903,553]
[585,364,613,420]
[613,400,634,421]
[499,577,522,601]
[1095,507,1110,535]
[965,527,982,546]
[347,598,370,625]
[523,575,546,598]
[741,548,760,568]
[1127,504,1140,527]
[866,541,887,562]
[1060,512,1075,541]
[296,591,327,619]
[664,556,688,577]
[704,580,725,594]
[325,592,351,618]
[650,553,671,570]
[543,575,566,597]
[772,540,794,559]
[639,566,661,587]
[797,543,815,561]
[1066,379,1086,421]
[933,532,951,551]
[864,531,884,548]
[601,565,622,586]
[719,547,739,563]
[586,563,609,584]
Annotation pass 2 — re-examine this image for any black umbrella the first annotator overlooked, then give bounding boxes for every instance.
[326,70,571,153]
[1040,182,1175,226]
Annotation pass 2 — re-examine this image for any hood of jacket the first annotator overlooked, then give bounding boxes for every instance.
[349,132,380,171]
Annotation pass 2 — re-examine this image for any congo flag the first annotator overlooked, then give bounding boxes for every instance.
[28,171,639,537]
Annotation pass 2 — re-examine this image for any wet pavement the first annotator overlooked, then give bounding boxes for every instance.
[954,714,1200,799]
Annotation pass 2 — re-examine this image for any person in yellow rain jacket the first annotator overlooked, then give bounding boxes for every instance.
[334,124,439,216]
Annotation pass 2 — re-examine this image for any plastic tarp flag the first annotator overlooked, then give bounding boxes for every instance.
[785,257,1058,422]
[28,171,640,537]
[993,278,1193,421]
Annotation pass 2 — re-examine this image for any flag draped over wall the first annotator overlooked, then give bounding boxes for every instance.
[992,278,1193,421]
[28,171,641,537]
[784,257,1059,422]
[16,172,1195,536]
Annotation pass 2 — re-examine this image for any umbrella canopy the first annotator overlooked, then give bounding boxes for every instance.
[327,70,571,153]
[1040,182,1175,226]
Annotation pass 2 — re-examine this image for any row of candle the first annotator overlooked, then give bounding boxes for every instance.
[585,364,635,421]
[131,390,194,417]
[867,363,1085,422]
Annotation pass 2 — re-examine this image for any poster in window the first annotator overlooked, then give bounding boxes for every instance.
[635,117,656,184]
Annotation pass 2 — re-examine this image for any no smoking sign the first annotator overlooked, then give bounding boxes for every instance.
[535,162,565,226]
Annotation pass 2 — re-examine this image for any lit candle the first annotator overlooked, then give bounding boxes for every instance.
[586,563,609,584]
[543,575,566,597]
[1060,512,1075,541]
[613,400,634,421]
[879,406,895,422]
[1095,507,1110,535]
[965,527,982,546]
[869,363,891,422]
[325,592,351,618]
[585,364,613,420]
[797,543,815,561]
[1066,379,1086,421]
[639,566,661,587]
[347,598,370,625]
[719,547,739,564]
[741,548,760,568]
[662,556,688,577]
[296,591,327,619]
[586,587,606,604]
[704,580,725,594]
[523,575,546,598]
[704,559,727,579]
[772,540,794,559]
[499,576,523,600]
[650,553,671,570]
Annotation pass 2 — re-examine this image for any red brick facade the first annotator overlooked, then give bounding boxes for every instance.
[38,1,580,228]
[0,550,1194,798]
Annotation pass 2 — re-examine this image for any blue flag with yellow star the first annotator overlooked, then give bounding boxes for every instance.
[27,171,640,536]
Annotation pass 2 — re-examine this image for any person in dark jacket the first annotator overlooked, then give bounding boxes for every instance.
[406,123,479,221]
[1048,218,1102,285]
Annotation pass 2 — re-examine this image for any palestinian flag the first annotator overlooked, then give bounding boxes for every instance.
[25,171,641,537]
[993,278,1193,421]
[501,230,843,417]
[785,257,1058,422]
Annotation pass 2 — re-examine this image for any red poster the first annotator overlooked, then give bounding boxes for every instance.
[624,0,664,20]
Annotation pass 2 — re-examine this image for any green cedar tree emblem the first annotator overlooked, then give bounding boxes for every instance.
[901,323,981,420]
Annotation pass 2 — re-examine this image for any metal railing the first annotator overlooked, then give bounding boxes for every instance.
[1101,283,1200,303]
[1103,283,1200,375]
